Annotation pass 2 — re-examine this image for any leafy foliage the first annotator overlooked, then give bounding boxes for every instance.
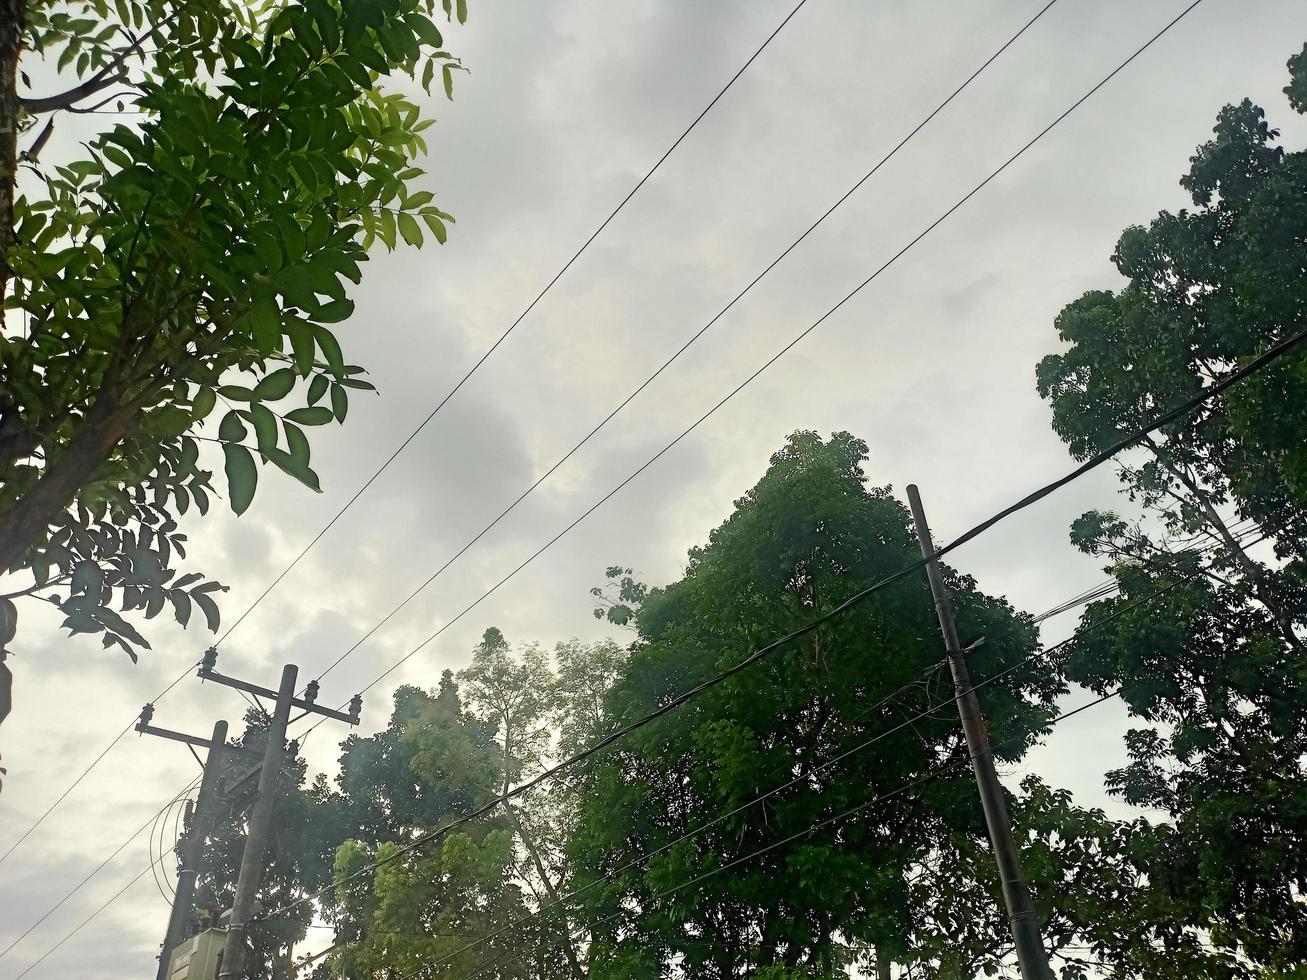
[1036,46,1307,968]
[321,647,616,980]
[570,432,1061,978]
[0,0,462,687]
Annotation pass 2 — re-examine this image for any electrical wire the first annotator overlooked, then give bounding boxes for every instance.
[399,688,1126,980]
[299,0,1223,757]
[13,1,1277,964]
[304,0,1064,688]
[298,0,1218,748]
[0,771,202,963]
[214,0,813,652]
[0,663,196,871]
[1029,518,1262,624]
[308,0,1212,731]
[0,0,809,879]
[266,508,1247,927]
[80,500,1272,977]
[147,785,191,904]
[10,851,168,980]
[432,564,1237,976]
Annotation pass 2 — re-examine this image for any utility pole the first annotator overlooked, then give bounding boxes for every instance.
[135,709,231,980]
[905,484,1054,980]
[195,650,360,979]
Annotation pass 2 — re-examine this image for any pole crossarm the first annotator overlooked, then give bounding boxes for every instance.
[135,706,261,761]
[198,649,362,725]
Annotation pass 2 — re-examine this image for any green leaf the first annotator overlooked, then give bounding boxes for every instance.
[314,297,355,323]
[192,590,221,632]
[254,367,297,401]
[405,12,443,46]
[330,383,348,422]
[0,597,15,646]
[307,374,330,405]
[192,386,217,420]
[278,265,320,309]
[442,64,453,100]
[249,403,279,454]
[223,443,258,515]
[398,211,423,247]
[421,211,447,244]
[284,420,310,465]
[169,590,192,627]
[288,320,316,375]
[285,406,334,426]
[247,300,283,353]
[218,410,247,443]
[218,385,256,402]
[313,325,346,375]
[265,447,322,492]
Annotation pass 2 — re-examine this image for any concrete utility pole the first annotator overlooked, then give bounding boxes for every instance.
[195,651,361,979]
[218,663,296,979]
[905,485,1055,980]
[134,711,231,980]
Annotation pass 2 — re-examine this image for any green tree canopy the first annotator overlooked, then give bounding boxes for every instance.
[569,431,1061,979]
[1035,45,1307,968]
[0,0,462,709]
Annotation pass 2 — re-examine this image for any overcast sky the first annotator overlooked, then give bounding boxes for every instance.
[3,1,1307,976]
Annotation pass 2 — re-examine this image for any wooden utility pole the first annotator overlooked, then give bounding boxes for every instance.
[134,710,231,980]
[905,485,1054,980]
[194,650,360,979]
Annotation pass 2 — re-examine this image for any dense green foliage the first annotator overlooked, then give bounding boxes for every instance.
[178,40,1307,980]
[208,428,1278,979]
[569,431,1058,979]
[0,0,461,701]
[1036,46,1307,970]
[308,639,623,980]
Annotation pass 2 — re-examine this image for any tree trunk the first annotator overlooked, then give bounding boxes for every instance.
[1152,448,1304,653]
[0,390,138,573]
[875,946,892,980]
[0,0,23,328]
[504,800,586,980]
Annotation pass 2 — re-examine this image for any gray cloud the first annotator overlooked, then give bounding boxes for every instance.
[4,1,1307,975]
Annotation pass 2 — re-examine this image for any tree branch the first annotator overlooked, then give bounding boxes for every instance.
[20,70,127,114]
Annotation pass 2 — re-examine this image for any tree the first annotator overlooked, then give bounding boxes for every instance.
[909,775,1246,979]
[325,647,599,980]
[0,0,464,716]
[198,708,343,978]
[1035,45,1307,968]
[569,431,1062,979]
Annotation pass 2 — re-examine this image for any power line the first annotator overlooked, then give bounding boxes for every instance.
[0,0,809,877]
[341,549,1228,978]
[0,772,202,963]
[305,0,1064,688]
[148,784,189,904]
[299,0,1212,740]
[270,475,1255,928]
[99,454,1276,973]
[213,0,812,652]
[11,851,168,980]
[13,0,1261,963]
[401,688,1127,980]
[1029,518,1262,624]
[0,664,195,871]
